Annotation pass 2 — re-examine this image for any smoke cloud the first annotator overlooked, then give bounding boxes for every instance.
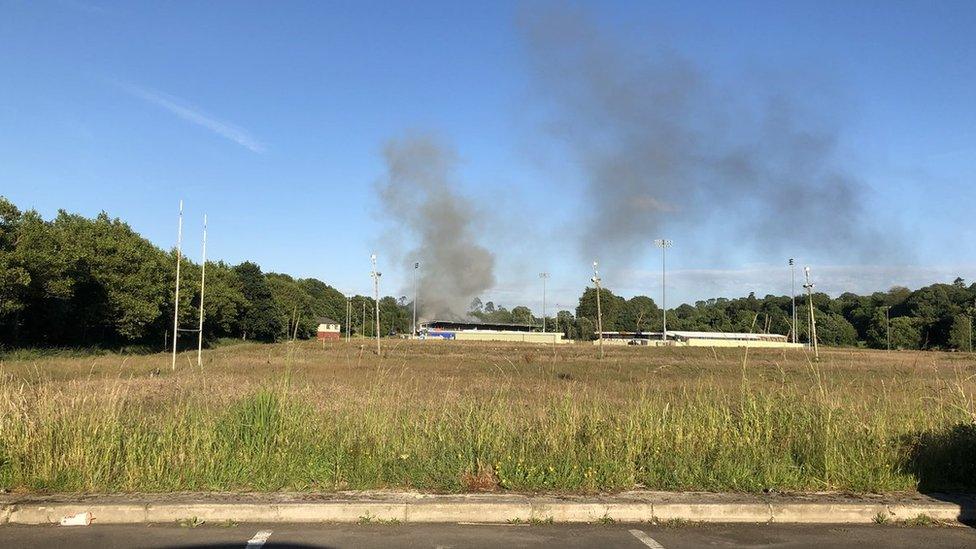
[378,134,496,320]
[520,9,884,267]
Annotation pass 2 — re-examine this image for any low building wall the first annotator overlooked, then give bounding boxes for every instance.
[683,338,804,349]
[593,338,804,349]
[451,330,569,344]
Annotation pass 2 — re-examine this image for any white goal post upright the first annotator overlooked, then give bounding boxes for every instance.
[196,214,207,367]
[171,200,184,371]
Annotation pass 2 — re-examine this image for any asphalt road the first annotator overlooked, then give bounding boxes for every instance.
[2,522,975,548]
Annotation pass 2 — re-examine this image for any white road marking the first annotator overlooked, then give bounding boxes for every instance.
[629,529,666,549]
[246,530,273,547]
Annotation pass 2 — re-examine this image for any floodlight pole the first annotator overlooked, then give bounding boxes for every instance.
[196,214,207,367]
[371,254,381,354]
[654,239,673,343]
[789,258,797,344]
[592,261,603,359]
[803,266,819,360]
[539,272,550,332]
[171,200,183,371]
[412,261,419,339]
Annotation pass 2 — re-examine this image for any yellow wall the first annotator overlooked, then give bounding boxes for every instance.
[452,331,569,344]
[593,338,803,349]
[683,338,804,349]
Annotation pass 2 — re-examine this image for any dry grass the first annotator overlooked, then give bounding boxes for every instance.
[0,340,973,494]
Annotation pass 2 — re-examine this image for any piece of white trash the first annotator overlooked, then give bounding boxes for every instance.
[59,512,93,526]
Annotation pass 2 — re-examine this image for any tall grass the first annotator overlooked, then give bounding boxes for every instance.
[0,359,972,494]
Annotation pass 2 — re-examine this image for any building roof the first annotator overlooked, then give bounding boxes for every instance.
[667,331,788,341]
[316,317,340,325]
[422,319,538,332]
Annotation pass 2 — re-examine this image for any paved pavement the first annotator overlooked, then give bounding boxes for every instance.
[2,522,975,548]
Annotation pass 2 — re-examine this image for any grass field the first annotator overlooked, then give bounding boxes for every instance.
[1,340,974,495]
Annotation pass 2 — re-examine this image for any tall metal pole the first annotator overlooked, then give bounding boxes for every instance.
[412,261,419,338]
[789,258,797,344]
[346,296,351,340]
[371,254,381,354]
[654,239,673,343]
[361,299,366,341]
[196,214,207,367]
[591,261,603,359]
[803,266,819,360]
[171,200,183,371]
[539,272,550,332]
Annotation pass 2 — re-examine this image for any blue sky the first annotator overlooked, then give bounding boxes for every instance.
[2,1,974,314]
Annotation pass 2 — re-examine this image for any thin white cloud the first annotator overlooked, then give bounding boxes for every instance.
[117,82,265,153]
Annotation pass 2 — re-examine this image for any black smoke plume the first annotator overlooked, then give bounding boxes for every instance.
[520,8,883,267]
[378,134,496,320]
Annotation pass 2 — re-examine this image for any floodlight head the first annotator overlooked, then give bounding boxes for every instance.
[789,258,794,265]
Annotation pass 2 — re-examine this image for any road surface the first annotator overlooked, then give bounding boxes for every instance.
[2,522,975,548]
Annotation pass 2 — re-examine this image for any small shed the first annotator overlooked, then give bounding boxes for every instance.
[316,317,341,341]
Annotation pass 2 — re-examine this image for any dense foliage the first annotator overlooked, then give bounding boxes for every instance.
[559,283,976,351]
[0,197,396,349]
[1,196,973,350]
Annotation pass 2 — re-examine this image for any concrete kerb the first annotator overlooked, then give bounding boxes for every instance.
[0,495,972,525]
[884,502,973,523]
[769,503,887,523]
[653,502,773,523]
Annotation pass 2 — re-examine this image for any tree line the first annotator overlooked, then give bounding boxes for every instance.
[556,284,975,351]
[0,197,406,349]
[1,196,973,351]
[466,280,974,351]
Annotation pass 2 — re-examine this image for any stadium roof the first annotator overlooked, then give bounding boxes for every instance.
[422,319,538,332]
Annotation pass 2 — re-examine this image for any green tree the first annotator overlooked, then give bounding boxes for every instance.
[379,295,409,335]
[234,262,282,341]
[556,310,577,339]
[196,262,247,340]
[0,198,30,341]
[576,287,622,331]
[619,295,659,333]
[864,308,890,349]
[575,316,595,341]
[814,313,859,347]
[511,305,534,325]
[948,315,973,351]
[889,317,922,350]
